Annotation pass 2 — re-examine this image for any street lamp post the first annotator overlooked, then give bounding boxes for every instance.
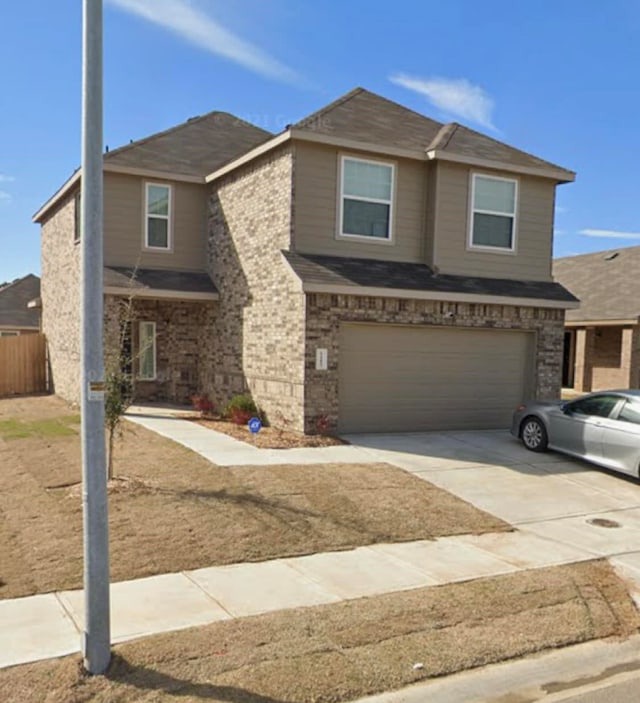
[80,0,110,674]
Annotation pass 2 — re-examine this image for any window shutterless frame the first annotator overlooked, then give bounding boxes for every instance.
[468,173,518,253]
[138,321,156,381]
[337,154,395,243]
[144,182,172,251]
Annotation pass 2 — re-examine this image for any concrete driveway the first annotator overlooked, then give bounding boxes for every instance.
[344,430,640,581]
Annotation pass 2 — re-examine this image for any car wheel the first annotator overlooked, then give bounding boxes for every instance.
[520,416,548,452]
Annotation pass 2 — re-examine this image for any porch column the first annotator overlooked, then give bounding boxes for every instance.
[621,325,640,389]
[574,327,595,392]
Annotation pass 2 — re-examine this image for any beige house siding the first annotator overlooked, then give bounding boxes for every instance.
[103,172,208,270]
[40,195,82,402]
[432,161,555,281]
[293,141,427,262]
[206,146,307,430]
[305,294,565,432]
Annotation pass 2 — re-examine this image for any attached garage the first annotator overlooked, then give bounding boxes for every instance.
[338,323,535,433]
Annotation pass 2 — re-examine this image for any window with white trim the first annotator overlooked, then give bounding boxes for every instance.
[470,174,517,250]
[138,321,156,380]
[340,156,394,239]
[145,183,171,249]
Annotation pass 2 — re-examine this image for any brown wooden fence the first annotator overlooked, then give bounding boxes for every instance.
[0,333,48,396]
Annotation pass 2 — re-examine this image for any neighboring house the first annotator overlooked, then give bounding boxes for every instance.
[554,246,640,392]
[0,274,41,336]
[34,87,577,433]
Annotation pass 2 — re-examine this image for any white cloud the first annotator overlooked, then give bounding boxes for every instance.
[555,205,568,214]
[0,191,12,203]
[390,73,496,130]
[0,174,15,183]
[579,228,640,240]
[554,229,567,236]
[108,0,297,82]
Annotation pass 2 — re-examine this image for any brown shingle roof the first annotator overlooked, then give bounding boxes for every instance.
[433,122,571,175]
[553,245,640,322]
[104,267,217,296]
[0,274,40,328]
[284,251,578,304]
[293,87,443,151]
[105,111,272,177]
[292,88,573,179]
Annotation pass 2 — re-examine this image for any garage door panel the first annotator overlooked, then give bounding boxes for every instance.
[338,324,534,433]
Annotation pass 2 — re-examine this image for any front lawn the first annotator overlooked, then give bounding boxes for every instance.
[0,395,509,599]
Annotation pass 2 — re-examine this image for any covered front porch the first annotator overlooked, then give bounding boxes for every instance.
[104,266,217,405]
[563,320,640,392]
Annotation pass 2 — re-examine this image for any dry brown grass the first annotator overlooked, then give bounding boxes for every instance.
[0,395,509,600]
[1,560,638,703]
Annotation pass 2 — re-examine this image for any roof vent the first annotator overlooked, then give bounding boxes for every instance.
[604,252,619,261]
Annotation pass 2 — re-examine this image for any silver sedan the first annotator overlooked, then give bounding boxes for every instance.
[511,390,640,477]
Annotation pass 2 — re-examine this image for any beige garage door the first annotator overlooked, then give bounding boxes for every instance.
[338,324,534,433]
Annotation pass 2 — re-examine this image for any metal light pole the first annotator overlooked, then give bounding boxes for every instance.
[80,0,110,674]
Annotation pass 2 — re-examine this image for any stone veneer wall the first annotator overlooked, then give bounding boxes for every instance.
[104,295,215,405]
[304,294,565,432]
[40,194,82,403]
[206,146,307,430]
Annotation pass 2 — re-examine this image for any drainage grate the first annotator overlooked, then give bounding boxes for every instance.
[587,518,621,529]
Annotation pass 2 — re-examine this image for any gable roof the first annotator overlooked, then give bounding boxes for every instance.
[284,251,578,309]
[0,274,41,328]
[34,111,272,223]
[553,245,640,322]
[104,111,271,177]
[292,87,444,151]
[208,87,575,183]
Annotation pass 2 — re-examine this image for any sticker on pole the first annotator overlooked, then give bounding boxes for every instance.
[248,416,262,434]
[88,380,105,401]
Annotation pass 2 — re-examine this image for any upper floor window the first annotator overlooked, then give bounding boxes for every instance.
[469,174,517,251]
[145,183,171,250]
[74,191,81,243]
[340,156,394,241]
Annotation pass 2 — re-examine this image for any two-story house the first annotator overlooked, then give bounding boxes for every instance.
[35,87,578,433]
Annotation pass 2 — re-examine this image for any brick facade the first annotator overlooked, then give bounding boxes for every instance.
[205,146,307,430]
[104,295,216,405]
[304,293,565,432]
[40,194,82,403]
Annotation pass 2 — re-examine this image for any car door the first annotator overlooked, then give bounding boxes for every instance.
[550,394,623,461]
[597,398,640,476]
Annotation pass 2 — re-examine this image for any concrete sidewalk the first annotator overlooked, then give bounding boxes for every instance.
[126,405,373,466]
[0,529,598,670]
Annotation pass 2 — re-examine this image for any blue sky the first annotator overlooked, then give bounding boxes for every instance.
[1,0,640,283]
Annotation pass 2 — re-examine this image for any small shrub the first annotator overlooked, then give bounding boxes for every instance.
[191,393,215,417]
[230,407,253,426]
[225,393,257,416]
[225,393,268,427]
[315,413,331,435]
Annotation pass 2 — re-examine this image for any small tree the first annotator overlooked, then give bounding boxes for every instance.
[104,293,136,480]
